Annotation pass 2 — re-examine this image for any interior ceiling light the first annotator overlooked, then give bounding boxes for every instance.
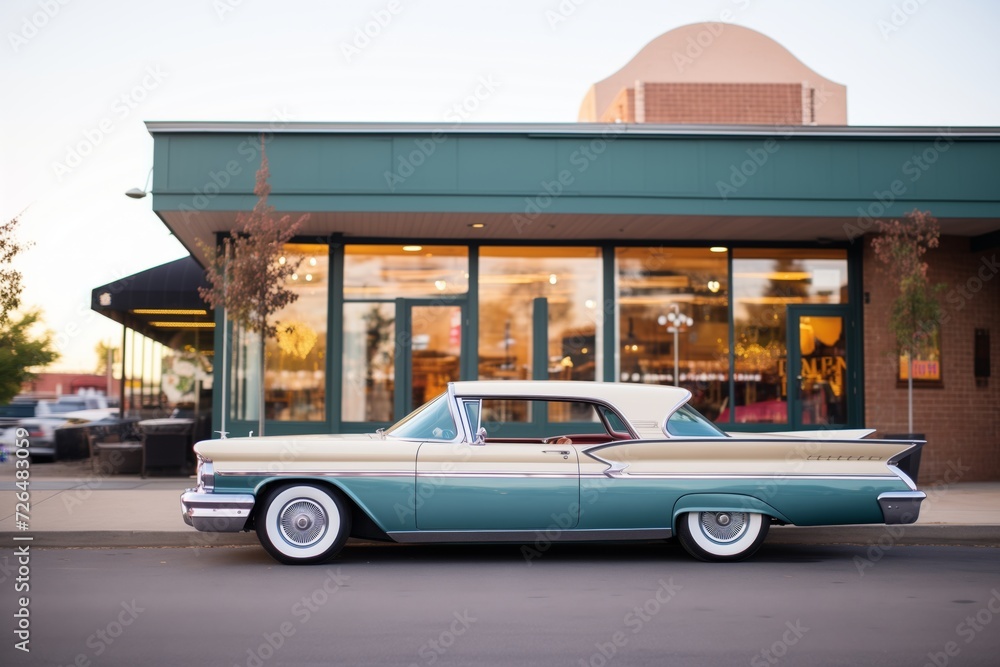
[469,223,486,229]
[132,309,209,316]
[402,245,422,252]
[709,247,728,253]
[149,321,216,329]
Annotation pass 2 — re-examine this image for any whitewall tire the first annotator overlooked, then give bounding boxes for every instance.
[256,484,351,565]
[677,511,769,562]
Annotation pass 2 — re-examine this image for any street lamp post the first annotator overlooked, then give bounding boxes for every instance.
[661,305,693,387]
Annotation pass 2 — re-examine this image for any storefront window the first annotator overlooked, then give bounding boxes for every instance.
[616,247,729,419]
[479,247,602,382]
[342,302,396,422]
[342,245,468,422]
[726,248,848,424]
[230,243,328,423]
[344,245,468,298]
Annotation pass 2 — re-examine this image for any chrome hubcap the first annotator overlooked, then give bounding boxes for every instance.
[700,511,748,543]
[279,499,327,547]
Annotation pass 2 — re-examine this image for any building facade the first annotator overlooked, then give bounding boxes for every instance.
[139,122,1000,482]
[578,23,847,125]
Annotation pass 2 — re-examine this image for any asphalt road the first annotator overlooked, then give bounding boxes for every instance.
[2,541,999,667]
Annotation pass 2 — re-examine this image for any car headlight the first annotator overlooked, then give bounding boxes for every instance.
[196,457,215,492]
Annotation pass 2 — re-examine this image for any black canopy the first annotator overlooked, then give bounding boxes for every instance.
[91,256,214,350]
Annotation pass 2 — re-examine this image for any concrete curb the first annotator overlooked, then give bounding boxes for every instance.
[5,525,1000,549]
[1,531,261,548]
[767,524,1000,547]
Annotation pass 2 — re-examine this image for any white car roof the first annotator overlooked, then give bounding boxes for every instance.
[449,381,691,439]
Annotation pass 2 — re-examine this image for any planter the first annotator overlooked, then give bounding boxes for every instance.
[884,433,924,484]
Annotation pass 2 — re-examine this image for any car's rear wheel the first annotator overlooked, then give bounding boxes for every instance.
[676,511,769,562]
[256,484,351,565]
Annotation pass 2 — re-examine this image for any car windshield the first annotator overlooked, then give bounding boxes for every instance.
[666,404,728,438]
[384,394,458,441]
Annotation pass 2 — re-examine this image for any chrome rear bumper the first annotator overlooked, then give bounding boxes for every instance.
[878,491,926,525]
[181,490,255,532]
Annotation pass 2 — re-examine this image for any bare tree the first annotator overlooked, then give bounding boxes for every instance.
[198,142,308,436]
[871,210,946,434]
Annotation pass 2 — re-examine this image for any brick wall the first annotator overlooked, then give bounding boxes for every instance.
[598,82,806,125]
[863,235,1000,483]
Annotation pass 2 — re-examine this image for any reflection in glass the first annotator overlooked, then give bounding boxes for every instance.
[342,302,395,422]
[797,315,848,425]
[480,399,605,435]
[479,247,601,382]
[616,247,729,419]
[231,244,328,423]
[385,393,456,440]
[724,249,848,424]
[344,245,468,299]
[411,305,462,409]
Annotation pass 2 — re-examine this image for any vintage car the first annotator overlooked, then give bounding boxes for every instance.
[181,381,925,563]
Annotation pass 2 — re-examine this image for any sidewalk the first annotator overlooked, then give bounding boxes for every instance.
[2,459,999,549]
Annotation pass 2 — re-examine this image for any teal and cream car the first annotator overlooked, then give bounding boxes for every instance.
[181,381,925,563]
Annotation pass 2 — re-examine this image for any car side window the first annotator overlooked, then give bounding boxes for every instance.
[463,399,482,435]
[478,398,610,440]
[600,407,629,435]
[666,405,728,437]
[385,394,458,441]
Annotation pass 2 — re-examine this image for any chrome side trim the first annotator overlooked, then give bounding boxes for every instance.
[878,491,926,524]
[180,490,255,532]
[604,473,903,481]
[584,450,630,478]
[216,469,902,482]
[218,470,414,478]
[888,465,918,491]
[216,470,575,479]
[386,528,672,544]
[418,472,575,479]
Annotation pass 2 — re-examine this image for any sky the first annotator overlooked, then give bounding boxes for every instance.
[3,0,999,374]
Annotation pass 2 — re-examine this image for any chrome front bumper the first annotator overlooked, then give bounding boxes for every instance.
[878,491,926,525]
[181,490,255,532]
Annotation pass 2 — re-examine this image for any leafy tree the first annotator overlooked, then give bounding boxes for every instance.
[95,340,119,375]
[1,215,28,325]
[0,310,59,404]
[0,216,58,403]
[871,210,946,433]
[197,142,309,436]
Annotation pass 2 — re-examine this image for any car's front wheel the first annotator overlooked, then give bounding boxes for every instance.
[676,511,769,562]
[256,484,351,565]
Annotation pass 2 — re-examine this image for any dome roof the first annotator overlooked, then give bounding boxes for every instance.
[579,23,846,124]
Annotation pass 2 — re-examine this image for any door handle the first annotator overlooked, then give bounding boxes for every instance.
[543,449,570,459]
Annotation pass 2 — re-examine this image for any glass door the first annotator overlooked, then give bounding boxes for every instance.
[396,299,464,416]
[786,305,851,429]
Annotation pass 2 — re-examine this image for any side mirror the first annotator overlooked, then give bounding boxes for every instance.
[473,427,487,446]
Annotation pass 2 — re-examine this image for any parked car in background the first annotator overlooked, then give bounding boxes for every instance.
[0,397,40,426]
[0,394,118,462]
[36,394,115,418]
[182,381,925,564]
